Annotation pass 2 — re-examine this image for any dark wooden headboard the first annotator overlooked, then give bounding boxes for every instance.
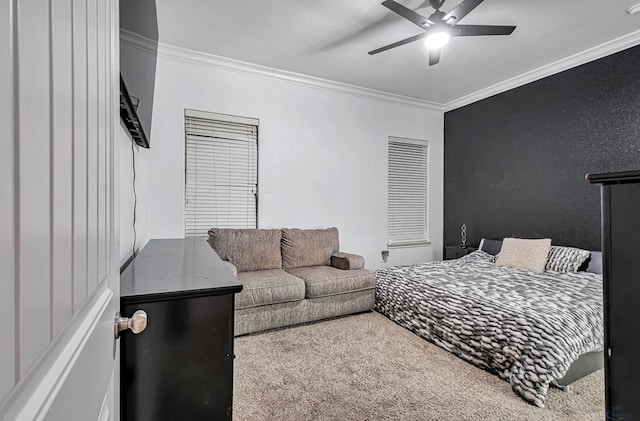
[478,238,602,275]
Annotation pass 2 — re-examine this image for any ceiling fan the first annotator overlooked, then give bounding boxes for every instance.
[368,0,516,65]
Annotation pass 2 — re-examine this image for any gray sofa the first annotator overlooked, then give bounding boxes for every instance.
[207,227,375,336]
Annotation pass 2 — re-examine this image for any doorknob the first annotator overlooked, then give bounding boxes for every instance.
[115,310,148,339]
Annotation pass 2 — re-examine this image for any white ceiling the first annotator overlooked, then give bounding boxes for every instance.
[155,0,640,105]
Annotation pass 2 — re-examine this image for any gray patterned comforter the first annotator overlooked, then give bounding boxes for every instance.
[375,251,603,407]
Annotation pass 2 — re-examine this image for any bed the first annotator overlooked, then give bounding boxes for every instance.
[374,239,604,407]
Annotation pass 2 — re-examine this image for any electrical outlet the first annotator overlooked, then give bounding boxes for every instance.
[381,250,389,263]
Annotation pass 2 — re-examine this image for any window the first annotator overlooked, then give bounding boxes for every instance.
[388,137,429,247]
[184,109,258,237]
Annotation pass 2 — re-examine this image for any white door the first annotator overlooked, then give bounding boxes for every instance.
[0,0,121,420]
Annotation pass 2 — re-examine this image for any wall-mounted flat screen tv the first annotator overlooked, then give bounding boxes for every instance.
[119,0,158,148]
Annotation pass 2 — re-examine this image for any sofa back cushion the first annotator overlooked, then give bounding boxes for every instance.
[208,228,282,272]
[281,227,339,269]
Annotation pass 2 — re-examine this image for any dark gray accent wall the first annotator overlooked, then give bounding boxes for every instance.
[444,45,640,251]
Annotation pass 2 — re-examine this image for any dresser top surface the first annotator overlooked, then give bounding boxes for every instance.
[120,239,242,303]
[587,170,640,185]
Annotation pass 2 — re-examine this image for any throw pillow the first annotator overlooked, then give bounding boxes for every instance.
[495,238,552,273]
[545,246,591,273]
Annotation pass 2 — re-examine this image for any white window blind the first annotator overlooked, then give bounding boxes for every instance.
[388,137,429,247]
[184,110,258,237]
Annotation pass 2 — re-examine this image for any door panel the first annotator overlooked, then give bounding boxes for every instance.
[97,0,107,286]
[51,0,75,337]
[72,0,88,312]
[43,286,115,421]
[0,286,115,421]
[0,0,119,419]
[0,0,16,400]
[86,0,98,297]
[16,0,52,377]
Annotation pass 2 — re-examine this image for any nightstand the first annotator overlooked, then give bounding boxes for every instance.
[444,246,477,260]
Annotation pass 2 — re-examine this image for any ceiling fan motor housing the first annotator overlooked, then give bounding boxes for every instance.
[429,10,447,22]
[429,0,446,10]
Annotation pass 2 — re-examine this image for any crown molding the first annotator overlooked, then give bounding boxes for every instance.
[120,29,157,54]
[155,42,444,111]
[444,29,640,112]
[122,28,640,114]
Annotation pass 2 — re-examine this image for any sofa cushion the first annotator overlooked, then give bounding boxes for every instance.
[281,227,339,269]
[235,269,305,310]
[208,228,282,272]
[286,266,375,298]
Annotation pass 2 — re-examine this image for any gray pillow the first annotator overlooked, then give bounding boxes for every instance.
[495,238,551,273]
[545,246,590,273]
[208,228,282,272]
[281,227,339,269]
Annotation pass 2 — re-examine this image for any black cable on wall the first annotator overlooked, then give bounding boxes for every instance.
[131,141,137,257]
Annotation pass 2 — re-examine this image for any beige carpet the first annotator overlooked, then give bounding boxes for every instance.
[234,312,604,421]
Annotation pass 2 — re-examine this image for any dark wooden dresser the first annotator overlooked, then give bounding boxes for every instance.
[120,239,243,421]
[588,170,640,420]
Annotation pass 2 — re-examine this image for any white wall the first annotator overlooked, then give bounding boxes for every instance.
[119,124,150,266]
[147,52,444,268]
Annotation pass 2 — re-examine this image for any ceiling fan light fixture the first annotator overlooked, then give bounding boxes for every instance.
[424,31,450,49]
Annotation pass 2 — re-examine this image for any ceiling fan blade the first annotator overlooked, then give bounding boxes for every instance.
[451,24,516,36]
[428,48,441,66]
[368,32,428,55]
[442,0,484,25]
[416,0,431,10]
[382,0,433,28]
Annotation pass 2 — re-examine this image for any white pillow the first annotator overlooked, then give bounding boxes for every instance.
[495,238,551,273]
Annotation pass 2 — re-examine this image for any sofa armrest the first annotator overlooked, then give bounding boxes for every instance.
[222,260,238,276]
[331,252,365,270]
